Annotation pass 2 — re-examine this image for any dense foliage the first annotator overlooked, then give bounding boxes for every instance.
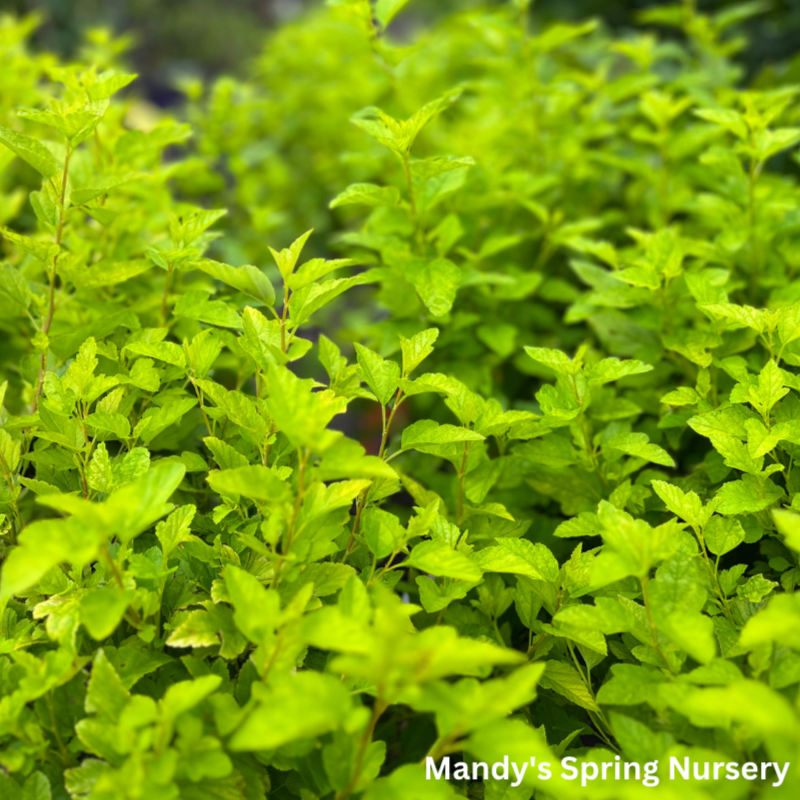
[4,2,800,798]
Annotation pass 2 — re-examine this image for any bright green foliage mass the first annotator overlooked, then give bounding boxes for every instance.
[3,2,800,799]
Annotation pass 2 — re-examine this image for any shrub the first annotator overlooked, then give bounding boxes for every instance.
[2,2,800,799]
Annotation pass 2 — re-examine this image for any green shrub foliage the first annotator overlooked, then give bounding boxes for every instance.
[3,2,800,798]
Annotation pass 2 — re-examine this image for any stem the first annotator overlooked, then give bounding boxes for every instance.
[46,691,70,767]
[190,378,214,437]
[335,700,388,800]
[32,141,71,414]
[456,440,469,526]
[640,575,672,673]
[0,448,22,539]
[343,388,404,562]
[101,542,142,627]
[275,448,309,585]
[402,152,425,254]
[160,262,175,326]
[280,283,290,353]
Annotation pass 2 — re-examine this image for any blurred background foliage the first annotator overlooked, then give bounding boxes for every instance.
[6,0,800,94]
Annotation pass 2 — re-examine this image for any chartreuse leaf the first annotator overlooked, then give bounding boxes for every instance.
[605,432,674,467]
[289,257,358,291]
[473,539,559,582]
[591,501,679,586]
[0,517,102,600]
[207,466,291,504]
[230,672,353,750]
[399,328,439,377]
[266,363,347,450]
[405,540,482,581]
[0,125,60,177]
[363,507,406,559]
[540,661,600,712]
[193,258,275,306]
[405,258,461,317]
[269,229,313,281]
[330,183,401,209]
[38,461,186,544]
[401,420,484,451]
[354,343,400,406]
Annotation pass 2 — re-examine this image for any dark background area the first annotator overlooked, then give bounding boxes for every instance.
[4,0,800,96]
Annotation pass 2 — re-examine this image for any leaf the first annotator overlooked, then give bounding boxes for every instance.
[330,183,401,209]
[716,475,784,515]
[0,518,102,600]
[70,172,140,205]
[405,540,482,581]
[650,480,712,528]
[704,516,745,556]
[473,539,559,582]
[156,505,197,562]
[80,588,135,640]
[229,672,352,750]
[354,343,400,406]
[269,229,313,282]
[193,259,275,306]
[399,328,439,377]
[207,466,290,504]
[586,357,653,385]
[289,258,358,291]
[606,432,675,467]
[85,650,130,719]
[535,20,598,52]
[401,420,485,451]
[290,274,373,326]
[134,397,197,443]
[524,346,575,375]
[539,661,600,712]
[124,340,185,367]
[363,507,407,559]
[405,258,461,317]
[0,125,60,178]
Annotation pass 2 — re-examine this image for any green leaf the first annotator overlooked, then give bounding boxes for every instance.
[401,420,484,451]
[354,343,400,406]
[586,357,653,385]
[207,466,290,504]
[193,259,275,307]
[289,258,358,291]
[229,672,352,751]
[156,505,197,562]
[405,258,461,317]
[704,516,745,556]
[473,539,559,582]
[80,587,135,640]
[1,518,102,600]
[716,475,784,515]
[265,363,348,450]
[539,661,600,712]
[0,125,60,178]
[289,274,373,326]
[399,328,439,377]
[85,650,130,719]
[269,229,313,282]
[405,540,482,581]
[363,507,407,558]
[606,432,675,467]
[329,183,401,209]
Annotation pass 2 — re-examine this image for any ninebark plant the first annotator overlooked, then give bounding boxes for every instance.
[2,4,800,800]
